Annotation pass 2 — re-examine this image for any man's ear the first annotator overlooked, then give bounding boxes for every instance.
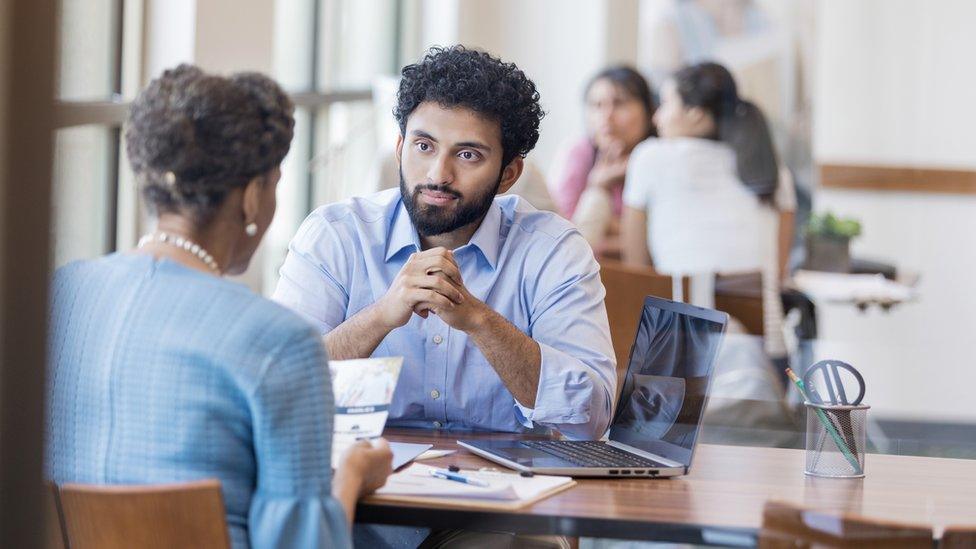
[241,175,263,229]
[497,156,524,195]
[395,133,404,167]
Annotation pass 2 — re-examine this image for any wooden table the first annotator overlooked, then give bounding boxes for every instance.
[356,429,976,545]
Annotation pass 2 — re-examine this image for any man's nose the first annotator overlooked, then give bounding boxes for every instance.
[426,152,454,186]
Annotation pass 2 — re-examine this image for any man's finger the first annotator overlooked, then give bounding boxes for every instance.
[410,289,455,313]
[419,274,464,304]
[401,274,463,303]
[417,256,463,285]
[414,246,456,262]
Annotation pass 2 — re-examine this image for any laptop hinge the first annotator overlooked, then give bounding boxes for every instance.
[607,440,685,469]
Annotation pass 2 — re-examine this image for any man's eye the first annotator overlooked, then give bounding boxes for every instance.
[416,142,431,152]
[459,151,479,161]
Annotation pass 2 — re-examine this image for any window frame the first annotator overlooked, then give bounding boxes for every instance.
[53,0,408,266]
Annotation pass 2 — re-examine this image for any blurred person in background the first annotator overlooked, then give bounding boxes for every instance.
[621,61,793,354]
[620,62,797,443]
[640,0,814,262]
[45,65,393,548]
[549,66,657,256]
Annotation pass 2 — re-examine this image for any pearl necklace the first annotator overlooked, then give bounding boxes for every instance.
[138,231,221,274]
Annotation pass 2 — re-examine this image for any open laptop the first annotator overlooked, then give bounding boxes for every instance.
[459,296,728,478]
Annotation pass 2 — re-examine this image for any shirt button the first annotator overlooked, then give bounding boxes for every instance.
[430,389,440,399]
[432,334,443,345]
[433,421,443,429]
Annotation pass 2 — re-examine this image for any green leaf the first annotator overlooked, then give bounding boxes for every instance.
[807,211,862,239]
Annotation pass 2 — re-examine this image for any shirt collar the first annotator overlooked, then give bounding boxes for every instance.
[384,197,503,270]
[384,199,422,262]
[463,200,502,270]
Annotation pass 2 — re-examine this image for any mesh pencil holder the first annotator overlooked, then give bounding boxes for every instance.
[804,402,869,478]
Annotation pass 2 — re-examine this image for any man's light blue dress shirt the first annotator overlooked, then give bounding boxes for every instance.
[273,188,616,439]
[46,254,351,548]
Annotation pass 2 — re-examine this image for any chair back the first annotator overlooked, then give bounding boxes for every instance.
[56,479,230,549]
[759,500,933,548]
[940,526,976,548]
[714,271,765,337]
[45,482,66,549]
[598,259,687,400]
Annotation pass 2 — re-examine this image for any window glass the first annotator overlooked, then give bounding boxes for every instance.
[52,126,114,266]
[57,0,121,101]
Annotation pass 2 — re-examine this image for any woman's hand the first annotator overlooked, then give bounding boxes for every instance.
[338,438,394,496]
[332,438,394,525]
[587,140,629,191]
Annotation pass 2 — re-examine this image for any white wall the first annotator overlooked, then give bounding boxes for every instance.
[815,0,976,168]
[813,0,976,423]
[417,0,639,176]
[145,0,275,78]
[196,0,275,74]
[812,190,976,423]
[144,0,196,80]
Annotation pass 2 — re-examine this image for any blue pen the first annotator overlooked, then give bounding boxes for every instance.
[429,467,490,487]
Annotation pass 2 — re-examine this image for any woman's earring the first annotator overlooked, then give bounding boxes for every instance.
[245,222,258,237]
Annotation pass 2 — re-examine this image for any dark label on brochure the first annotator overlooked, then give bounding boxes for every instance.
[336,404,390,415]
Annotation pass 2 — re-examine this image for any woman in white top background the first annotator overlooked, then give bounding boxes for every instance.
[621,61,795,360]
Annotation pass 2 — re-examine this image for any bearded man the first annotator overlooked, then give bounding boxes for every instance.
[274,45,615,441]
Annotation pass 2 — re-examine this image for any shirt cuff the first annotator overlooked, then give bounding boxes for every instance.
[513,342,600,430]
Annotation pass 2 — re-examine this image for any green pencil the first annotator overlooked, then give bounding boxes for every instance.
[786,368,863,475]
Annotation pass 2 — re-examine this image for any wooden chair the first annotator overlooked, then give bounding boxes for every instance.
[759,500,934,548]
[940,526,976,548]
[598,260,767,372]
[55,479,230,549]
[714,271,765,337]
[45,483,66,549]
[598,259,687,398]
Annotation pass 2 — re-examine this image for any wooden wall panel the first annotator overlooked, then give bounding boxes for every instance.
[819,164,976,195]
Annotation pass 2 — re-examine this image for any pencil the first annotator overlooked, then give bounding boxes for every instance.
[786,368,863,475]
[797,370,859,456]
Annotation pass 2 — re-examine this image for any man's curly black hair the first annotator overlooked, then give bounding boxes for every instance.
[394,45,545,167]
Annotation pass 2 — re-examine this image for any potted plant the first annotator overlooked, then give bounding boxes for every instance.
[804,212,862,272]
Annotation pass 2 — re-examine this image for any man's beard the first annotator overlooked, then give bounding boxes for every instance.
[399,169,500,237]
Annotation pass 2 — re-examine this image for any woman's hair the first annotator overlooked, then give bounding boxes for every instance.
[125,64,295,223]
[672,62,778,200]
[585,65,658,140]
[394,45,544,168]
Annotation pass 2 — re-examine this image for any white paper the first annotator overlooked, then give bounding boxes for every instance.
[415,449,457,461]
[377,464,520,500]
[329,357,403,467]
[390,442,433,470]
[376,463,573,502]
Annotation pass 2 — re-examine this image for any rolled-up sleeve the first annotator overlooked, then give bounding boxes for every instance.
[515,231,617,440]
[272,212,350,334]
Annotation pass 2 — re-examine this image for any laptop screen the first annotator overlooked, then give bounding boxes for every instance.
[608,297,727,467]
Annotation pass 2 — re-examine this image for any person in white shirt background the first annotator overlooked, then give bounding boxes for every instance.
[621,61,792,344]
[620,61,796,445]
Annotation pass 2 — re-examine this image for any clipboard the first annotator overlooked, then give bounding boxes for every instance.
[367,464,577,511]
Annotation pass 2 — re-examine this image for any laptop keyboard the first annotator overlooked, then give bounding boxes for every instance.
[521,441,668,469]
